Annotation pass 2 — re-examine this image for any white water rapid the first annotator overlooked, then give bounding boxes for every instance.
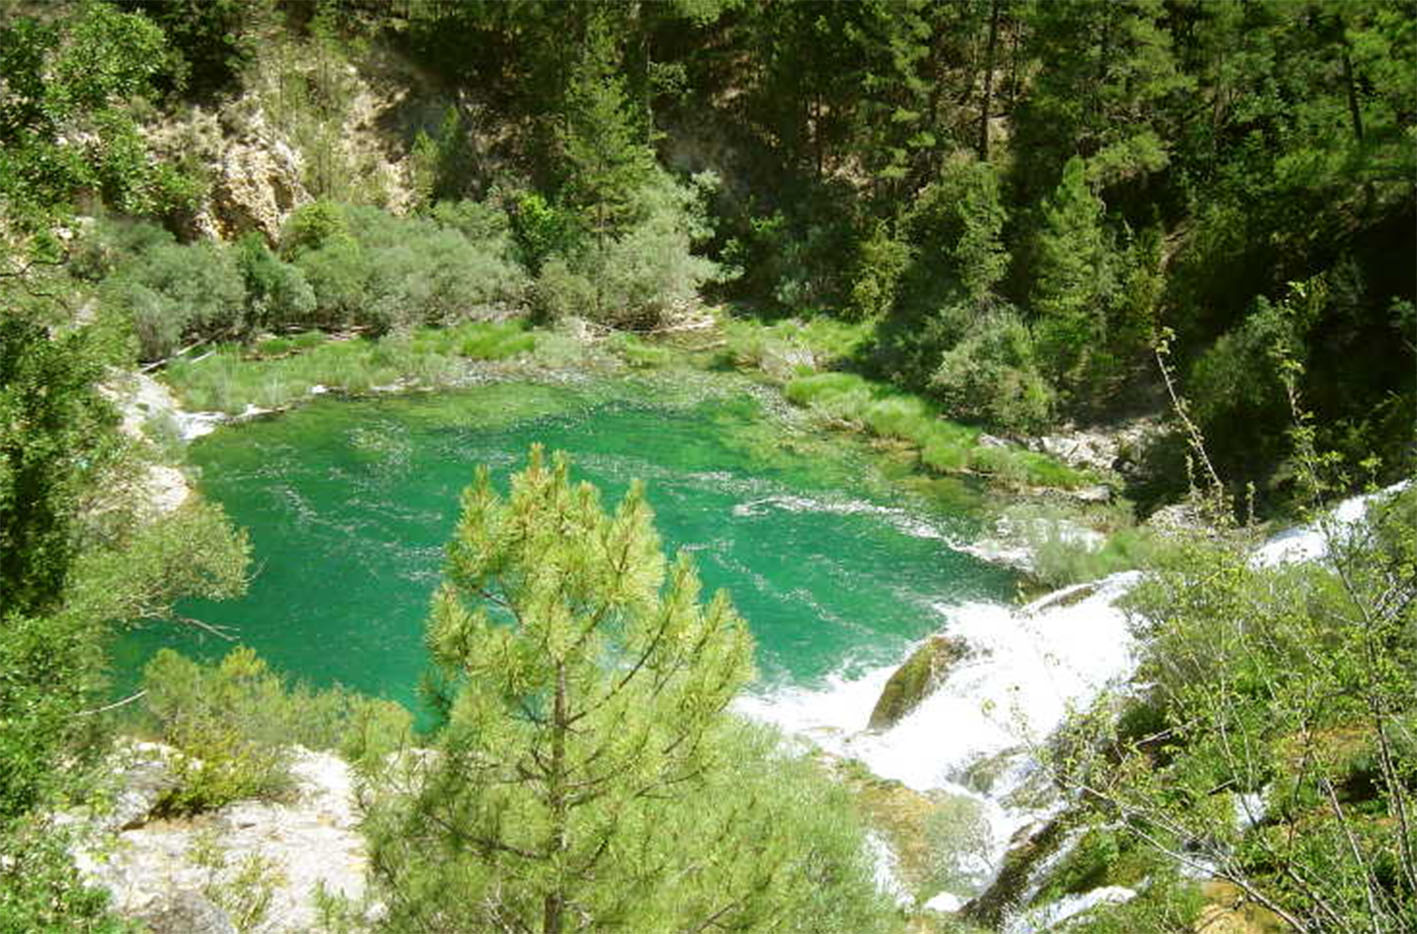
[735,482,1409,918]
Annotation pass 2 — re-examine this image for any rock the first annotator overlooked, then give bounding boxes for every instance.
[208,139,309,244]
[835,760,995,904]
[961,818,1070,928]
[1024,416,1171,479]
[98,374,194,513]
[977,433,1011,448]
[757,344,816,381]
[1070,484,1113,504]
[869,635,973,731]
[72,746,370,933]
[107,742,180,832]
[139,890,236,934]
[1194,880,1286,933]
[1146,500,1208,536]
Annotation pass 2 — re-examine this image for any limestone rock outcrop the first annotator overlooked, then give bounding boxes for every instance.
[68,743,371,933]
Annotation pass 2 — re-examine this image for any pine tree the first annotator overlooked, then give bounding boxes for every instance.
[558,15,655,252]
[1030,155,1111,387]
[364,447,891,933]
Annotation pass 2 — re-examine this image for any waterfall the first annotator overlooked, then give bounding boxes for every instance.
[736,481,1410,912]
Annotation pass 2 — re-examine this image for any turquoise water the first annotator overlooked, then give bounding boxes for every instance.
[114,378,1015,709]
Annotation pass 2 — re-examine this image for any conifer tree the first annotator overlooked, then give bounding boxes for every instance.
[1030,155,1113,393]
[558,15,655,252]
[364,447,890,934]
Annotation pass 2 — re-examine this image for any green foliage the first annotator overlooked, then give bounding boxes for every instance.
[409,107,477,206]
[1028,524,1173,591]
[283,202,529,333]
[783,372,1088,489]
[902,157,1010,307]
[508,191,579,275]
[104,239,248,360]
[142,646,410,815]
[190,832,283,934]
[1060,486,1417,931]
[719,315,873,374]
[363,448,893,932]
[64,501,250,626]
[930,308,1055,434]
[280,200,354,258]
[533,171,721,329]
[0,3,195,224]
[0,823,129,933]
[1029,157,1114,386]
[163,318,547,414]
[133,0,269,98]
[847,223,911,321]
[556,14,655,246]
[0,309,121,615]
[235,233,316,330]
[611,333,674,369]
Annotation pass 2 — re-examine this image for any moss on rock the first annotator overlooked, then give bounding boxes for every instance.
[869,635,972,731]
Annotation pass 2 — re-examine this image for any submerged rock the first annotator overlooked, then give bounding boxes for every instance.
[868,635,973,731]
[1195,880,1286,933]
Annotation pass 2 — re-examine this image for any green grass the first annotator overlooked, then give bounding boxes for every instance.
[783,371,1090,490]
[612,333,676,369]
[720,315,873,371]
[166,321,542,414]
[410,320,536,360]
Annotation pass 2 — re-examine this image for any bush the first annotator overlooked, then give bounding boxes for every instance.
[533,171,721,329]
[236,233,316,330]
[930,308,1056,434]
[532,256,598,322]
[280,199,352,258]
[105,240,246,359]
[142,646,411,814]
[286,203,530,332]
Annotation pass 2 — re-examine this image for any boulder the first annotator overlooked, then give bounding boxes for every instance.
[868,635,972,731]
[138,890,236,934]
[70,746,370,933]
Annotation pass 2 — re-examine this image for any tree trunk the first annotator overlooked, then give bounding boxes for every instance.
[543,661,570,934]
[977,0,1002,161]
[1341,45,1365,143]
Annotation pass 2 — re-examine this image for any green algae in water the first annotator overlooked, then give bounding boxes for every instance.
[113,380,1014,711]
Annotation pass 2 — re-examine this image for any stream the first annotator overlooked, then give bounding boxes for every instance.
[112,374,1410,923]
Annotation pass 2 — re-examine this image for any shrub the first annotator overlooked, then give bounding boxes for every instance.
[142,646,410,814]
[280,199,352,258]
[847,222,911,321]
[287,203,530,332]
[532,171,721,329]
[291,240,370,329]
[532,256,598,322]
[931,308,1056,434]
[236,233,316,330]
[450,320,535,360]
[104,239,246,359]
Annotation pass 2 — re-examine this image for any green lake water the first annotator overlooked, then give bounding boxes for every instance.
[114,376,1016,709]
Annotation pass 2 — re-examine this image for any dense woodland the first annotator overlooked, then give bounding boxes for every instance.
[1,1,1415,931]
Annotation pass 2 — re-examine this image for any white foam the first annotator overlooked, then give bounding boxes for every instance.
[731,494,952,541]
[1252,481,1409,567]
[740,483,1410,897]
[1004,885,1137,934]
